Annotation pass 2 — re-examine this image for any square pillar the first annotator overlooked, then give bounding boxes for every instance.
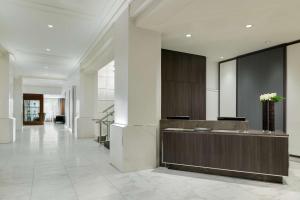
[110,8,161,172]
[0,49,16,143]
[77,72,98,138]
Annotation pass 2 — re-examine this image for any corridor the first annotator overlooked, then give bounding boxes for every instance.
[0,124,299,200]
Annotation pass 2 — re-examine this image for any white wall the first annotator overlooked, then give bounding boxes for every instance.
[219,60,237,117]
[13,78,23,131]
[127,18,161,126]
[97,62,115,118]
[0,52,11,118]
[76,72,98,138]
[23,85,62,95]
[114,9,129,125]
[287,43,300,156]
[62,68,80,133]
[0,49,15,143]
[206,59,219,120]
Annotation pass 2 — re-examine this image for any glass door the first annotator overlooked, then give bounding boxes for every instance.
[23,94,44,125]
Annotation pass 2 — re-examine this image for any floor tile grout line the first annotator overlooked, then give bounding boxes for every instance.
[60,149,80,200]
[103,174,127,200]
[29,154,36,200]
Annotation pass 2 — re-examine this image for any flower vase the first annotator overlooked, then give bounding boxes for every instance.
[262,101,269,131]
[268,101,275,132]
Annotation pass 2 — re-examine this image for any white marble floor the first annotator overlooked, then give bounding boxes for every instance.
[0,124,300,200]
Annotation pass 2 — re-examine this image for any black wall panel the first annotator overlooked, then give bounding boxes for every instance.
[237,47,285,130]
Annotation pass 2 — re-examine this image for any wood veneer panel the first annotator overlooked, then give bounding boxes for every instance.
[162,131,288,176]
[161,49,206,120]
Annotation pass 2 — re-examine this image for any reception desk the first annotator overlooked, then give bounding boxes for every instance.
[160,120,289,183]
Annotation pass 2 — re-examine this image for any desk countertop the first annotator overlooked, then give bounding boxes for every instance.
[162,128,288,137]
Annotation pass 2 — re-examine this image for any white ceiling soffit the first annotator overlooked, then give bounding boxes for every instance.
[0,0,129,79]
[23,77,65,87]
[135,0,300,61]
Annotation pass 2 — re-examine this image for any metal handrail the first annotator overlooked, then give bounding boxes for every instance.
[99,111,114,121]
[101,104,114,113]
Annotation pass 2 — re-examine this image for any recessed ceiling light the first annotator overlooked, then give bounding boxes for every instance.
[48,24,54,28]
[45,48,51,52]
[265,40,272,44]
[245,24,253,28]
[186,34,192,38]
[220,56,224,59]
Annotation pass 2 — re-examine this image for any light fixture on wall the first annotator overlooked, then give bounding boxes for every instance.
[186,34,192,38]
[245,24,253,28]
[48,24,54,28]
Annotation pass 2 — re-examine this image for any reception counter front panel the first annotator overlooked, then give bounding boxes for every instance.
[160,120,289,183]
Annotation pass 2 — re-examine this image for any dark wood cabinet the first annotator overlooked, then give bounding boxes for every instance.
[161,49,206,120]
[23,94,44,126]
[162,130,289,181]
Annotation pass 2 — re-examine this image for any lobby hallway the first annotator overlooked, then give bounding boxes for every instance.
[0,124,300,200]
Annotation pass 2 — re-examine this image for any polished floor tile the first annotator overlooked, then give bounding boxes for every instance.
[0,123,300,200]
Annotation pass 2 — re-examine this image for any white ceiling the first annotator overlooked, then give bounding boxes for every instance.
[23,77,65,87]
[0,0,120,80]
[136,0,300,61]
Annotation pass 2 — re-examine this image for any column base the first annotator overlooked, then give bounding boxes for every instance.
[77,117,96,138]
[0,117,16,143]
[110,124,158,172]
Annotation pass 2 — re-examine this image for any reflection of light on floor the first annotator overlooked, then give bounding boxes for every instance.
[27,123,60,150]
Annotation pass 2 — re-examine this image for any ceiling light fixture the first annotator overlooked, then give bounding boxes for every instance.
[186,34,192,38]
[45,48,51,52]
[245,24,253,28]
[220,56,224,59]
[265,41,272,44]
[48,24,54,28]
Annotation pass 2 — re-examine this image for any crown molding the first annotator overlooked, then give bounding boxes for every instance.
[10,0,98,20]
[130,0,157,18]
[68,0,133,76]
[68,0,159,76]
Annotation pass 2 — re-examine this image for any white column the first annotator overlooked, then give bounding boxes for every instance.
[13,77,23,131]
[110,8,161,172]
[287,43,300,156]
[0,49,15,143]
[76,71,98,138]
[219,60,237,117]
[206,59,219,120]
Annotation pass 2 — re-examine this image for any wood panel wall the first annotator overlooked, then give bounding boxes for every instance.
[161,49,206,120]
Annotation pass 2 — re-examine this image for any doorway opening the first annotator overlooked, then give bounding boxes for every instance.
[96,61,115,148]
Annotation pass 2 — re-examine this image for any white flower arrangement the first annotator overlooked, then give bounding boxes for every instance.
[259,93,283,102]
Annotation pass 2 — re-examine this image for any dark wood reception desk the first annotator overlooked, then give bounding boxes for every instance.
[160,120,289,183]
